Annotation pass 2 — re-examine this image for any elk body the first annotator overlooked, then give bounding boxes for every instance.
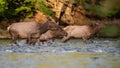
[61,23,102,42]
[7,18,62,44]
[39,29,67,41]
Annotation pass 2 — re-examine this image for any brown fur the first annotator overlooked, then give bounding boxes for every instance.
[7,17,62,44]
[39,28,67,41]
[61,23,102,42]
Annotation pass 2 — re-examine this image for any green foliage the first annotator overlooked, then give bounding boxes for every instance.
[84,3,103,17]
[71,0,120,18]
[0,0,55,21]
[0,0,8,17]
[100,0,120,17]
[84,0,120,18]
[99,24,120,37]
[35,0,55,17]
[74,0,86,3]
[0,0,120,21]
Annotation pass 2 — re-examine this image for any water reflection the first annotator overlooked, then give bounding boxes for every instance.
[0,52,120,68]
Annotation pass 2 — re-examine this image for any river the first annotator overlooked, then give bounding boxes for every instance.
[0,38,120,68]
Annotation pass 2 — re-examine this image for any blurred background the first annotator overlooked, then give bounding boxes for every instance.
[0,1,120,68]
[0,0,120,38]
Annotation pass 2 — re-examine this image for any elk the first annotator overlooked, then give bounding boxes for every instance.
[7,17,63,45]
[39,28,67,42]
[61,23,103,42]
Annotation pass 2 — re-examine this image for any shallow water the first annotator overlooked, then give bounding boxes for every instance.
[0,38,120,68]
[0,52,120,68]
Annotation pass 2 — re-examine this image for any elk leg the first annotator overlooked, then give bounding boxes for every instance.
[11,35,17,44]
[61,36,70,42]
[27,33,32,44]
[31,38,38,45]
[26,38,29,44]
[34,35,42,45]
[30,33,40,45]
[50,39,54,42]
[47,39,54,44]
[10,32,18,45]
[82,37,87,42]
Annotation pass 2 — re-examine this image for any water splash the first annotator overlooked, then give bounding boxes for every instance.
[0,38,120,56]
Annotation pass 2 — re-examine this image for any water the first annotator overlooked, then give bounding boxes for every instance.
[0,38,120,68]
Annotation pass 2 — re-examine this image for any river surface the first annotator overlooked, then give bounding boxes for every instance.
[0,38,120,68]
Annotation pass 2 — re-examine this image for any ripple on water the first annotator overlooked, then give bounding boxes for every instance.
[0,38,120,56]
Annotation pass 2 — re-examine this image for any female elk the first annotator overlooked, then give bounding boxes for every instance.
[7,17,64,45]
[61,23,103,42]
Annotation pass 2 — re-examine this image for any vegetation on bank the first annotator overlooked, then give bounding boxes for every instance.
[0,0,120,38]
[0,0,120,21]
[0,0,55,22]
[73,0,120,19]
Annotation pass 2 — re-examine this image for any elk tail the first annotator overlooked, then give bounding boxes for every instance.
[7,25,12,33]
[7,26,10,31]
